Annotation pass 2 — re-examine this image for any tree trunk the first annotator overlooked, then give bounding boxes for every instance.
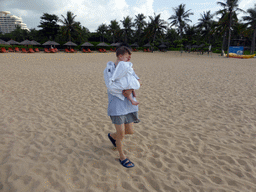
[227,11,232,58]
[221,30,227,56]
[251,27,256,54]
[113,31,115,43]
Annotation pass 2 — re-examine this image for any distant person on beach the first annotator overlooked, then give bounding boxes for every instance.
[103,45,141,168]
[108,47,140,105]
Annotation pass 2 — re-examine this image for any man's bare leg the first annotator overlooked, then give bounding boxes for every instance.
[111,122,134,140]
[114,124,133,166]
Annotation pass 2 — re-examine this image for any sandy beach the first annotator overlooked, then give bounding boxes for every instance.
[0,51,256,192]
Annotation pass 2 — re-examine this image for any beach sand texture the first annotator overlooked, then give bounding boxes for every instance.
[0,51,256,192]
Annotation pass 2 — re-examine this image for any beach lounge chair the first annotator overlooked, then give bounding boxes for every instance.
[44,48,50,53]
[21,48,27,53]
[87,48,92,52]
[28,48,35,53]
[103,48,107,52]
[15,47,20,52]
[34,48,40,52]
[82,48,88,53]
[1,47,8,53]
[49,48,56,53]
[110,48,115,52]
[54,48,59,52]
[8,47,14,52]
[70,48,77,53]
[143,49,147,52]
[65,48,70,53]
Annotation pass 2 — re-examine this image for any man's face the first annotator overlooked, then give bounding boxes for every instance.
[119,53,131,62]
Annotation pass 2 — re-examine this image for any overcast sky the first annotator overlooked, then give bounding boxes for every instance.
[1,0,254,32]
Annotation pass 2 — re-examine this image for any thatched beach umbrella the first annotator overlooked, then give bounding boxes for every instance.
[31,40,41,45]
[97,42,109,47]
[42,40,60,46]
[0,39,10,45]
[143,43,151,47]
[7,39,20,45]
[64,41,77,46]
[130,42,139,47]
[51,41,60,46]
[81,42,94,47]
[20,40,32,45]
[110,43,117,46]
[159,44,167,48]
[7,39,20,49]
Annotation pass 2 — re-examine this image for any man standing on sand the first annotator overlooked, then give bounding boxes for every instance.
[103,46,141,168]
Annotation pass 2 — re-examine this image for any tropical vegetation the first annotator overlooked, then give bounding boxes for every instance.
[0,1,255,54]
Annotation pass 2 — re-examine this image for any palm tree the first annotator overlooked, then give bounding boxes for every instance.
[196,11,215,44]
[97,23,108,42]
[121,16,133,43]
[214,8,230,55]
[168,4,194,40]
[148,13,167,44]
[134,14,147,45]
[184,24,199,46]
[216,0,245,57]
[58,11,80,41]
[242,4,256,54]
[109,20,120,43]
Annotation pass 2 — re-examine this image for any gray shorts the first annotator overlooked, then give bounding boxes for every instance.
[110,112,140,125]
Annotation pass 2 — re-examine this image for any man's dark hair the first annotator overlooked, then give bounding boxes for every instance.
[116,46,131,57]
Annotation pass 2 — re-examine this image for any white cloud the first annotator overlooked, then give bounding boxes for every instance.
[133,0,154,18]
[54,0,131,31]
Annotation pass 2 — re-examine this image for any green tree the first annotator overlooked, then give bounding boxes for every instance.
[148,13,167,44]
[242,4,256,54]
[216,0,245,57]
[97,23,108,42]
[108,20,120,43]
[196,11,215,44]
[183,24,199,45]
[214,9,230,55]
[58,11,80,42]
[168,4,194,40]
[37,13,59,40]
[121,16,134,43]
[134,13,147,45]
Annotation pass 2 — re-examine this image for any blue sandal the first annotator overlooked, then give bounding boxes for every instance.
[108,133,116,147]
[119,158,135,168]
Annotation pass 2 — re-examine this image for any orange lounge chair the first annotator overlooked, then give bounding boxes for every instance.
[103,48,107,52]
[147,48,150,52]
[70,48,77,53]
[49,48,56,53]
[143,49,147,52]
[98,48,102,52]
[110,48,114,52]
[1,47,9,53]
[87,48,92,52]
[54,48,59,52]
[65,48,70,53]
[34,48,40,52]
[82,48,88,53]
[21,48,27,53]
[44,48,50,53]
[15,47,20,52]
[28,48,35,53]
[8,47,14,52]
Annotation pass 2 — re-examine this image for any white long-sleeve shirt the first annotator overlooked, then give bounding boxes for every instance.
[107,61,140,100]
